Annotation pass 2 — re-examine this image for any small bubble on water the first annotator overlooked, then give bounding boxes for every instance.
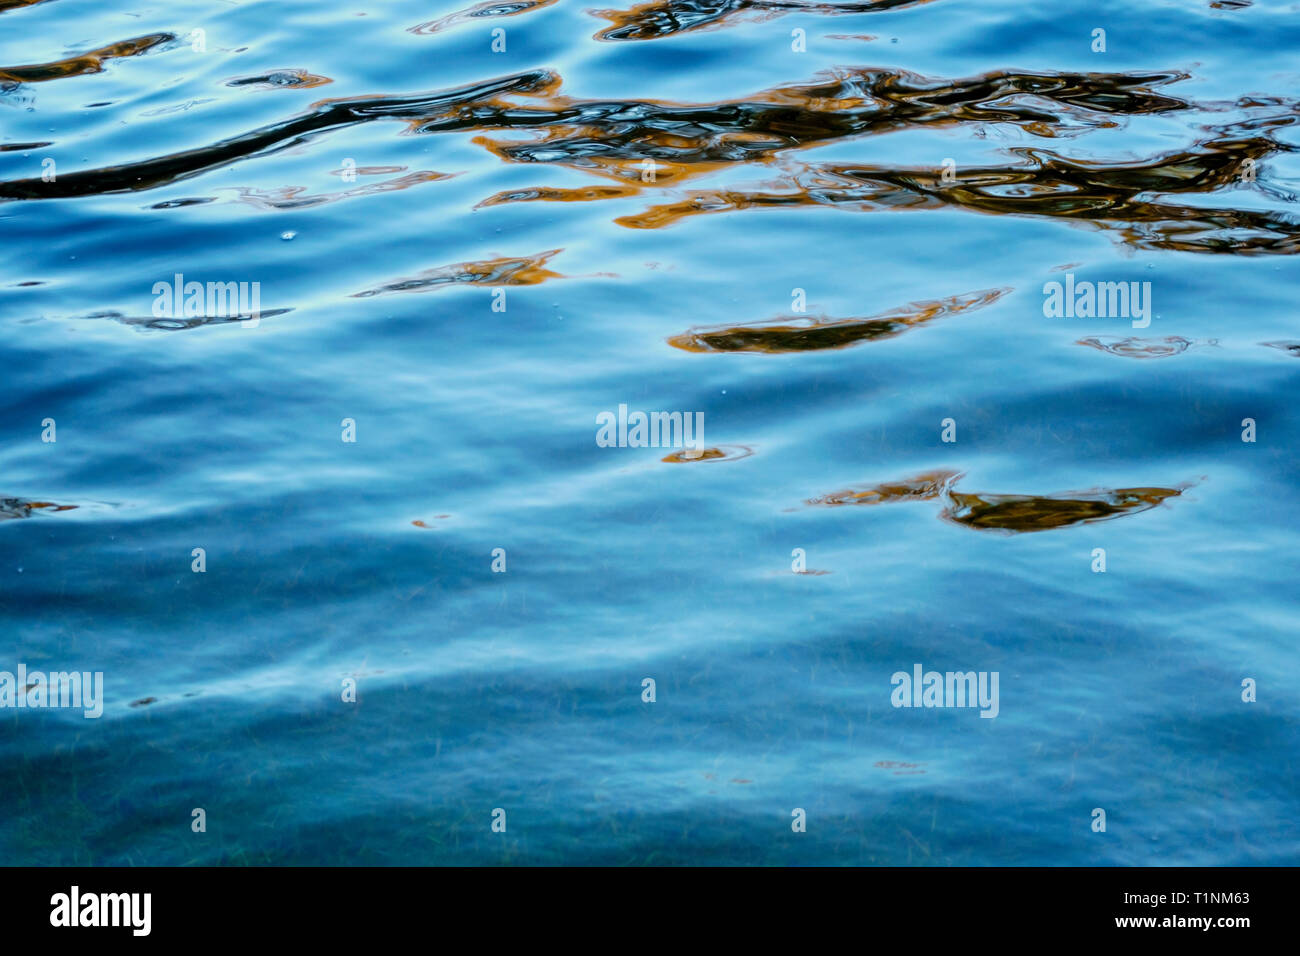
[281,231,297,241]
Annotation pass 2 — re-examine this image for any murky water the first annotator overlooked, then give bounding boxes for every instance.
[2,0,1297,865]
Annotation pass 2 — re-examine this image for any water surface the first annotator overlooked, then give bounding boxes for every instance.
[1,0,1298,865]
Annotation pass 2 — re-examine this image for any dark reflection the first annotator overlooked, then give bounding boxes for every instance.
[351,249,563,298]
[82,308,293,332]
[668,287,1008,353]
[1,497,77,520]
[592,0,939,41]
[225,70,333,90]
[808,470,1189,533]
[0,33,173,84]
[410,0,559,34]
[0,0,54,9]
[1262,340,1300,356]
[0,141,52,151]
[0,69,556,200]
[1077,335,1203,358]
[147,197,217,209]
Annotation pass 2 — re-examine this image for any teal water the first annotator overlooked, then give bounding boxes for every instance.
[1,0,1297,865]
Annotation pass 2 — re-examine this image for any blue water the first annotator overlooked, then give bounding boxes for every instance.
[2,0,1298,865]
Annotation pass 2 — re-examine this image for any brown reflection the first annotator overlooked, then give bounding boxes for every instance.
[410,0,559,34]
[616,124,1300,254]
[808,470,961,507]
[351,249,564,298]
[661,445,753,463]
[5,58,1293,263]
[388,63,1298,257]
[1076,335,1203,358]
[943,486,1185,533]
[668,288,1008,353]
[808,471,1188,533]
[1,497,77,520]
[226,69,333,90]
[592,0,939,41]
[0,33,173,84]
[231,170,454,210]
[440,67,1190,192]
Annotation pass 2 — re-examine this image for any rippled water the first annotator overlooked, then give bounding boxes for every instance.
[2,0,1297,865]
